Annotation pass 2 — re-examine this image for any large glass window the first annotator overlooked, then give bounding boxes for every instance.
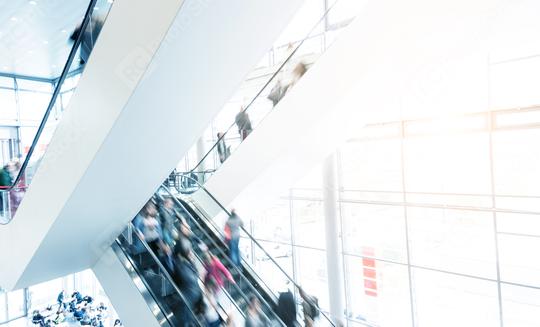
[492,129,540,197]
[498,234,540,287]
[252,240,294,292]
[0,88,18,122]
[28,277,63,310]
[295,247,329,310]
[340,139,402,194]
[412,269,500,327]
[252,199,292,244]
[345,257,412,326]
[502,283,540,327]
[341,203,407,263]
[18,90,51,122]
[292,200,326,250]
[408,207,497,279]
[6,289,26,321]
[403,133,491,195]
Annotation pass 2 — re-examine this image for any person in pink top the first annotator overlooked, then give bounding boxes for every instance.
[203,252,234,293]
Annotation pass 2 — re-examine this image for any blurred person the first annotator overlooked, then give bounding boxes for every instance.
[135,202,165,254]
[57,290,66,309]
[299,287,319,327]
[97,302,107,312]
[159,197,176,247]
[74,307,88,321]
[225,209,244,266]
[72,291,83,304]
[0,164,10,214]
[203,282,222,327]
[235,108,253,141]
[173,219,198,263]
[32,310,48,326]
[8,160,25,214]
[267,79,288,107]
[245,295,268,327]
[173,246,204,326]
[216,132,230,163]
[113,319,123,327]
[226,314,236,327]
[290,62,307,87]
[69,15,105,65]
[276,288,296,327]
[203,252,234,295]
[82,295,94,305]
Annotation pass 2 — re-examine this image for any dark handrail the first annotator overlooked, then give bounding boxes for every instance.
[189,0,341,173]
[157,185,285,327]
[120,222,205,327]
[163,178,336,327]
[112,241,175,327]
[0,0,99,194]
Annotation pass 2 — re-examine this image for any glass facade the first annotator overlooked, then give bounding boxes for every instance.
[0,74,78,165]
[0,269,116,325]
[240,105,540,327]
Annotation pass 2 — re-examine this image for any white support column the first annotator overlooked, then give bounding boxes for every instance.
[322,153,346,323]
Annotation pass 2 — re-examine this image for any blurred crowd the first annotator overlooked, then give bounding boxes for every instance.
[131,196,320,327]
[31,290,121,327]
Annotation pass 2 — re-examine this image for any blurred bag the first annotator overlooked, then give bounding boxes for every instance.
[224,224,232,241]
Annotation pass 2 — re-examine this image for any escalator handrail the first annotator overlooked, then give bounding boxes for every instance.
[149,195,246,322]
[166,175,337,327]
[0,0,99,195]
[122,222,205,327]
[112,241,175,327]
[157,185,285,327]
[188,0,341,174]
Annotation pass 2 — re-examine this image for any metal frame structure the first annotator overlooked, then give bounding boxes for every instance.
[242,104,540,327]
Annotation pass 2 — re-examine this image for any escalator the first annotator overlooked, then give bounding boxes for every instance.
[176,0,356,189]
[158,181,337,327]
[110,178,336,327]
[113,187,280,327]
[113,222,206,327]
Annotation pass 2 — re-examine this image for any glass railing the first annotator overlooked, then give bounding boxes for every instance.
[115,222,205,327]
[0,0,114,224]
[163,178,338,327]
[181,0,355,185]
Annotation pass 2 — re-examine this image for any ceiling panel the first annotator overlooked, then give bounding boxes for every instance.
[0,0,112,80]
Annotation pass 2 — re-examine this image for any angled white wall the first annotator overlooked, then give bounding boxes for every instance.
[1,0,305,290]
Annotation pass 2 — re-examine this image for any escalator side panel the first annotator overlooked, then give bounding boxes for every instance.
[93,247,171,327]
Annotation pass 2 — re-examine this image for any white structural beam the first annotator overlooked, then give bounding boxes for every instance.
[0,0,304,290]
[0,0,185,291]
[93,248,163,327]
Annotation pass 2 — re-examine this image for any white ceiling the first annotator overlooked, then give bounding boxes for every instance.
[0,0,112,80]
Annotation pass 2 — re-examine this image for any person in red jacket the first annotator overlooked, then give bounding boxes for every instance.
[203,253,234,295]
